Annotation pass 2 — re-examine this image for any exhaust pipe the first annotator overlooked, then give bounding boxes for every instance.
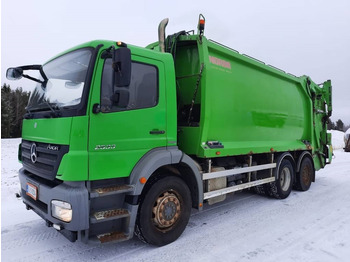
[158,18,169,52]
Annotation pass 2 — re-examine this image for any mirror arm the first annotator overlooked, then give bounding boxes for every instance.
[16,65,48,87]
[39,66,48,83]
[21,74,45,85]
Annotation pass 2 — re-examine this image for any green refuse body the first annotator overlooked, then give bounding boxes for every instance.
[157,33,332,171]
[7,15,332,246]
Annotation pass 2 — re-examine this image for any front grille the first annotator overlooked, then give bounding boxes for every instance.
[21,140,69,181]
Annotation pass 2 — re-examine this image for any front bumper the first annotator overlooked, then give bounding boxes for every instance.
[18,168,89,233]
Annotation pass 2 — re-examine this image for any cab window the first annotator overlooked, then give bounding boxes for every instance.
[100,58,158,113]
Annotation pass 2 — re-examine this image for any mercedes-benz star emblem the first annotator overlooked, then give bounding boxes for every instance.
[30,143,37,164]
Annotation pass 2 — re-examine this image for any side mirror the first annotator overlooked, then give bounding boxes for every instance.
[111,89,129,108]
[6,67,23,80]
[113,47,131,87]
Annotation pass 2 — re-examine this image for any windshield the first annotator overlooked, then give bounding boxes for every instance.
[27,48,92,111]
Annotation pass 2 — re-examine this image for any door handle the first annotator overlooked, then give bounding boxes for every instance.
[150,130,165,135]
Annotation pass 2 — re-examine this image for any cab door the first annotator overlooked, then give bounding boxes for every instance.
[88,49,167,180]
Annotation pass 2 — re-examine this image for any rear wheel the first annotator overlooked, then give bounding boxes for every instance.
[135,176,192,246]
[266,158,294,199]
[294,157,314,191]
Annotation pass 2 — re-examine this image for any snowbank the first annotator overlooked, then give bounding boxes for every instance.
[329,130,345,149]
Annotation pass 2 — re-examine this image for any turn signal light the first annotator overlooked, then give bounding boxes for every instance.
[140,177,147,184]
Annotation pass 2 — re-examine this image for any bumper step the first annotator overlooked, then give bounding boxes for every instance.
[90,185,134,198]
[96,231,129,243]
[91,208,130,224]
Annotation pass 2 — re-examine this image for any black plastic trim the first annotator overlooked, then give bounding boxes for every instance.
[125,195,140,205]
[59,229,78,242]
[22,189,48,213]
[77,44,103,116]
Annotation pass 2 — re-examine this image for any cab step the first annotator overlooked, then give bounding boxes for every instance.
[90,208,130,224]
[96,231,129,243]
[90,185,134,198]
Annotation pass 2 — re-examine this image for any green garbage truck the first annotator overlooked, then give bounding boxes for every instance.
[7,15,332,246]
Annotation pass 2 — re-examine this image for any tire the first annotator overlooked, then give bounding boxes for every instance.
[135,176,192,246]
[266,158,294,199]
[253,170,270,196]
[294,157,314,191]
[253,184,268,196]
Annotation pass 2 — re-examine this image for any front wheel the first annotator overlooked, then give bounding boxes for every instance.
[135,176,192,246]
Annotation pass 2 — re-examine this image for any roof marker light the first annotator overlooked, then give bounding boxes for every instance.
[117,41,127,47]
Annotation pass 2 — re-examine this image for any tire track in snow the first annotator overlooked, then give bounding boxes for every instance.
[2,225,60,251]
[0,193,257,262]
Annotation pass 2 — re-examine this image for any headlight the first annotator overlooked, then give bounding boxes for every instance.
[51,200,72,222]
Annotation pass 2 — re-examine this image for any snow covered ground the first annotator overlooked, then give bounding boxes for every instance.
[1,132,350,262]
[331,130,346,149]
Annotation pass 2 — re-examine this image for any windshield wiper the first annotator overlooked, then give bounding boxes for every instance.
[24,107,34,119]
[44,102,61,117]
[25,102,61,117]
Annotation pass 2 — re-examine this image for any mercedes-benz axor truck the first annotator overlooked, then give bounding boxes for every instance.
[7,15,332,246]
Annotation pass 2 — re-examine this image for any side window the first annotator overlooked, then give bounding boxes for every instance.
[101,58,158,112]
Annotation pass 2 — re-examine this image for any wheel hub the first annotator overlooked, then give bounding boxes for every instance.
[153,191,181,229]
[280,167,291,191]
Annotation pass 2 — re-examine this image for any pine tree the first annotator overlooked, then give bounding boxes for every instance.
[1,84,30,138]
[1,84,13,138]
[336,119,344,132]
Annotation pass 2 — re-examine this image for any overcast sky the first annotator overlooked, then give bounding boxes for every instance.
[1,0,349,124]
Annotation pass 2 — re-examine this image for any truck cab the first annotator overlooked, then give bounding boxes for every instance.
[14,39,202,244]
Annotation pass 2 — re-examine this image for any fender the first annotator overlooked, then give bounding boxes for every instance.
[296,151,315,182]
[274,152,296,179]
[128,146,203,210]
[179,153,204,210]
[296,151,313,173]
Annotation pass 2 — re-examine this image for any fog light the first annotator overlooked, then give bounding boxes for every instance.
[53,224,62,231]
[51,200,72,222]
